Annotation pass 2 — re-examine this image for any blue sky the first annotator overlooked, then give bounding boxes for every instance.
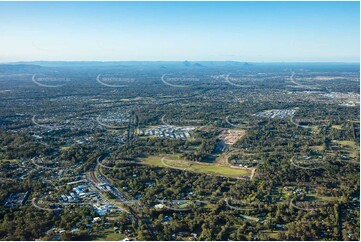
[0,1,359,62]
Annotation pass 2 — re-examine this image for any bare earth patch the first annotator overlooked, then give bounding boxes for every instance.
[218,129,246,145]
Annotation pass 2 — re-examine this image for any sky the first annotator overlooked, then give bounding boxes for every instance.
[0,1,359,62]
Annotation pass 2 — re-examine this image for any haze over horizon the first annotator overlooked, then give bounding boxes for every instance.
[0,1,359,62]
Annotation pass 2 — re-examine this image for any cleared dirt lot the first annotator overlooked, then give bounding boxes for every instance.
[218,129,246,145]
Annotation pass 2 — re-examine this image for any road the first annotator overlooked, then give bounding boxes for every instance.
[32,198,62,211]
[89,155,157,239]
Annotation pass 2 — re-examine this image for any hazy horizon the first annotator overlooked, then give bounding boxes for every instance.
[1,60,361,64]
[0,1,359,62]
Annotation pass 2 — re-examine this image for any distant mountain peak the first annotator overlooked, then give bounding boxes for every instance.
[183,60,191,67]
[193,62,204,67]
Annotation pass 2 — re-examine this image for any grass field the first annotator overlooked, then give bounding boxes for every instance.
[260,230,279,240]
[141,155,251,178]
[332,125,343,130]
[310,145,324,152]
[92,228,126,241]
[336,140,360,159]
[338,140,358,147]
[0,159,18,163]
[306,193,341,202]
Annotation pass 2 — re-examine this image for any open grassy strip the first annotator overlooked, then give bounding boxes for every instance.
[141,155,251,178]
[92,228,126,241]
[0,159,18,163]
